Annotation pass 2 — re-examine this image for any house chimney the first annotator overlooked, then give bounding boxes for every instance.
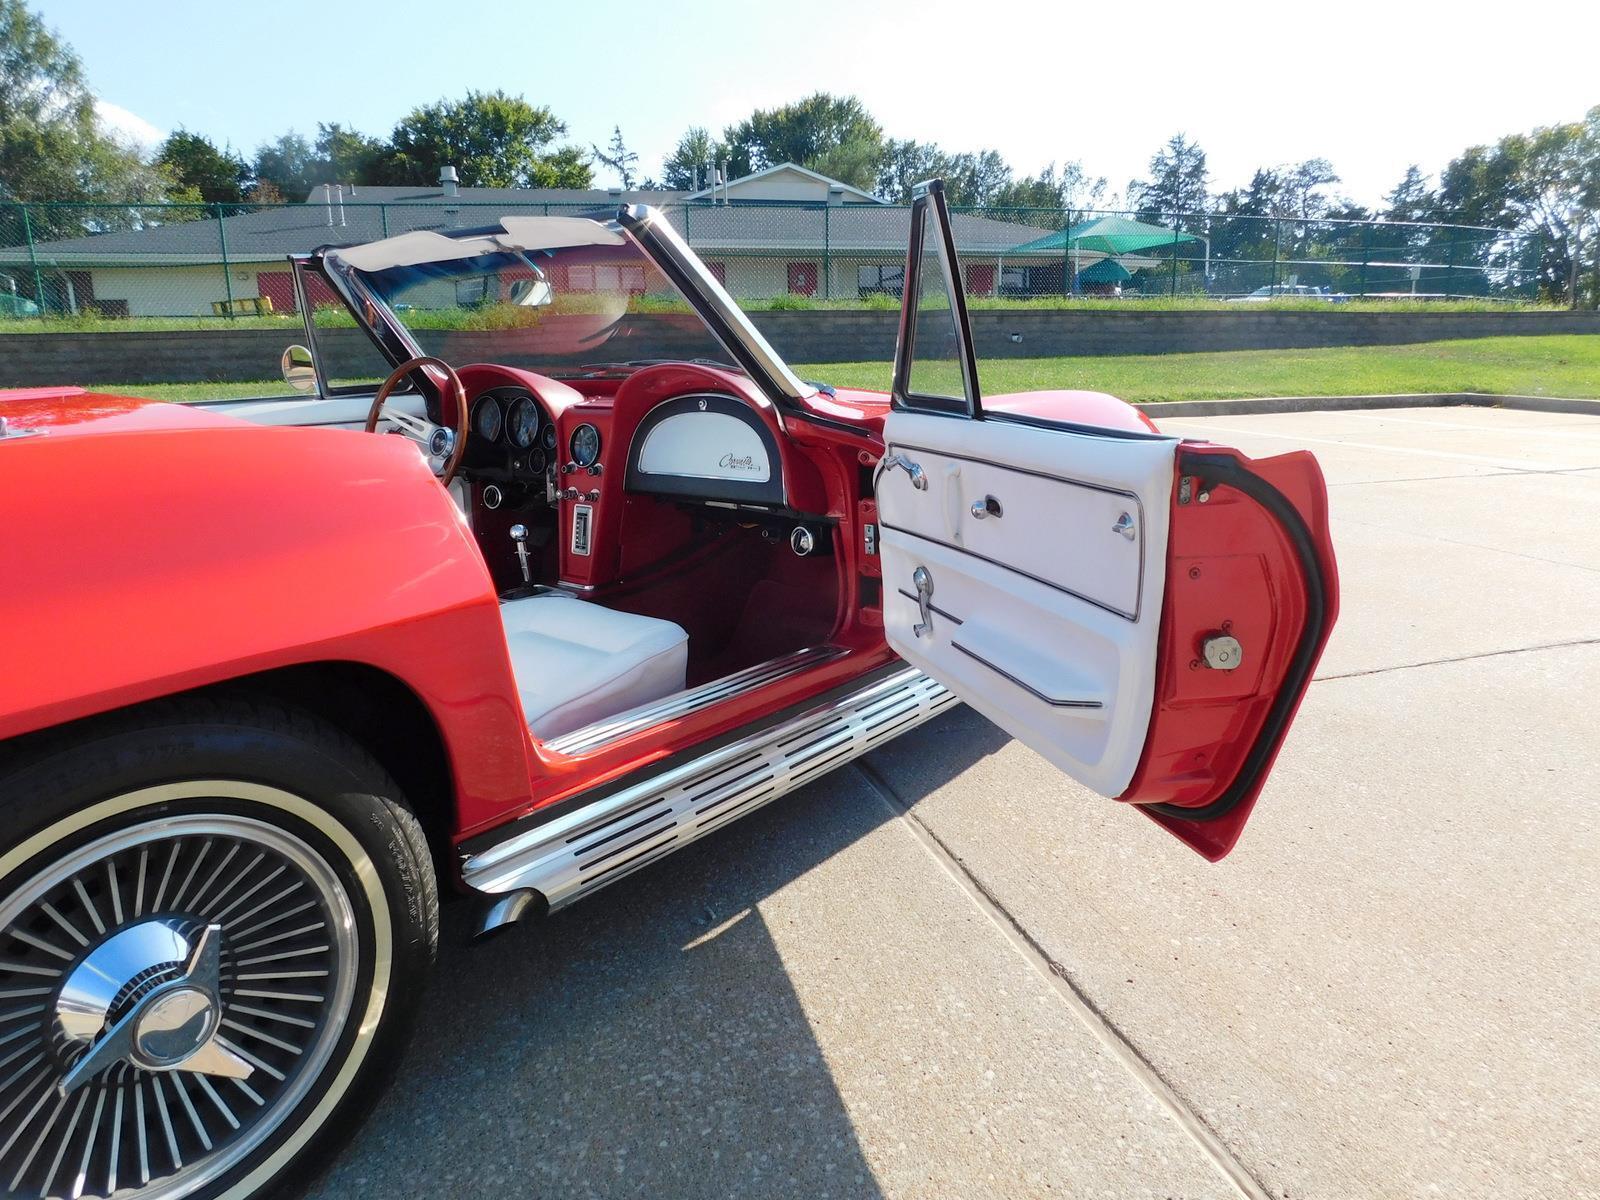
[439,165,460,198]
[718,160,729,205]
[827,185,845,207]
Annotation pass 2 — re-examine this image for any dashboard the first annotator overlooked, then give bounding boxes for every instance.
[467,387,564,510]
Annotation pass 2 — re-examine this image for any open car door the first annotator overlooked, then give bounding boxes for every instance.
[875,181,1339,859]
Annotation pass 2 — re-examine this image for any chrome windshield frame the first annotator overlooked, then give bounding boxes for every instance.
[310,206,814,411]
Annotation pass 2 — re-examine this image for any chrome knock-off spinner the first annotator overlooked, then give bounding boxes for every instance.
[55,921,253,1094]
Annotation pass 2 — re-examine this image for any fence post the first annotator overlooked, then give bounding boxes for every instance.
[822,203,831,300]
[215,204,235,318]
[1169,217,1180,296]
[1270,219,1281,293]
[1061,208,1071,296]
[1359,223,1370,297]
[1444,227,1457,298]
[19,203,46,314]
[380,203,389,238]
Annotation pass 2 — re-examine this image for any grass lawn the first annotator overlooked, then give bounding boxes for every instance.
[72,335,1599,406]
[798,335,1600,402]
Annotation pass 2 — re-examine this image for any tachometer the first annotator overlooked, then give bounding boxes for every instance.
[508,395,540,449]
[541,424,557,451]
[472,395,503,442]
[569,423,601,468]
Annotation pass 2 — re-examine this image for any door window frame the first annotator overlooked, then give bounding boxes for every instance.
[891,180,983,419]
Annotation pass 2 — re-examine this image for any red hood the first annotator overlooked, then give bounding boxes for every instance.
[0,388,245,439]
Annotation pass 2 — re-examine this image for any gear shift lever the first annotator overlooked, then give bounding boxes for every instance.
[509,524,531,584]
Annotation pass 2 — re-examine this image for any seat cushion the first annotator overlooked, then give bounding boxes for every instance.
[500,593,689,740]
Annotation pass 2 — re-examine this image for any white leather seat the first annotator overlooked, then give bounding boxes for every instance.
[500,593,689,740]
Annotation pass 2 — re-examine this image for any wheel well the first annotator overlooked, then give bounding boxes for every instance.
[1,663,459,880]
[209,663,458,874]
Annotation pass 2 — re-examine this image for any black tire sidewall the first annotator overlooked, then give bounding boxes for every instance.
[0,705,437,1200]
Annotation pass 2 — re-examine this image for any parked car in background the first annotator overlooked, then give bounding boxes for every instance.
[0,181,1339,1200]
[1228,283,1349,302]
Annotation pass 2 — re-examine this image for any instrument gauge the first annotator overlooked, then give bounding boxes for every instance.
[541,424,557,451]
[569,423,601,468]
[471,395,503,442]
[528,448,547,475]
[508,395,540,449]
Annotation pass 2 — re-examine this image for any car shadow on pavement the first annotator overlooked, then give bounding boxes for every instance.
[304,706,1016,1200]
[302,739,976,1200]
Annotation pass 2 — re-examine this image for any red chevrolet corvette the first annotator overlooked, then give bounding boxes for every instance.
[0,182,1337,1199]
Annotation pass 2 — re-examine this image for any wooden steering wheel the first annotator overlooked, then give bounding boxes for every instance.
[364,355,470,486]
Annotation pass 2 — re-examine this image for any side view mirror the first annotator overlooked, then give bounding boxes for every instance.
[281,344,316,394]
[510,277,553,308]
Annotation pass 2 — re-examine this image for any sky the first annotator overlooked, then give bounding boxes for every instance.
[38,0,1600,209]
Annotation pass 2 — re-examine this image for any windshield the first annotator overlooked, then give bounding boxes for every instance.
[334,218,736,375]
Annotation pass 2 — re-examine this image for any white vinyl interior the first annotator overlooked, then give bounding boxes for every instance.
[636,411,772,482]
[878,409,1178,797]
[499,593,689,741]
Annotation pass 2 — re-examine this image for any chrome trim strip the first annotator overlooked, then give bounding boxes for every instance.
[544,645,851,757]
[463,668,956,908]
[950,641,1104,709]
[618,205,811,403]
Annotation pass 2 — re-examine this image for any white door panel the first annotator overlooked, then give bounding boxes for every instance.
[879,409,1179,797]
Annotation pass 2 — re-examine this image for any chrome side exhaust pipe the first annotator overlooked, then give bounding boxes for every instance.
[473,888,542,940]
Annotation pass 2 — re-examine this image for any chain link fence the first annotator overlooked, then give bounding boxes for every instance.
[0,196,1549,323]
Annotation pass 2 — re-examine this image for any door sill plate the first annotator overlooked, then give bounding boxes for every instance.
[466,667,955,910]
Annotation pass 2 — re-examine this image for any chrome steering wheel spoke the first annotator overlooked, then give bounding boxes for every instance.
[375,404,456,476]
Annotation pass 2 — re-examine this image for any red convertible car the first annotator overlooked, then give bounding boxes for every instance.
[0,182,1337,1199]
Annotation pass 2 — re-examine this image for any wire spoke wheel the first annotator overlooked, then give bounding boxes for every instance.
[0,806,360,1200]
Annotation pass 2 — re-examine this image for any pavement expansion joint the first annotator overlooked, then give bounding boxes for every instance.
[1314,636,1600,682]
[852,759,1274,1200]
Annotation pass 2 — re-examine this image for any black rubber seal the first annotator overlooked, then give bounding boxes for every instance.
[1145,449,1330,824]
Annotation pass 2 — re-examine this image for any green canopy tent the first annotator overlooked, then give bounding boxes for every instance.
[1075,257,1133,286]
[1008,215,1206,294]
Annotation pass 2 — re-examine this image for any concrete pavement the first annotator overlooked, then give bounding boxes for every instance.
[307,406,1599,1200]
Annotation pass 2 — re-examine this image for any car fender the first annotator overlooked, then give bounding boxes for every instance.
[0,421,533,833]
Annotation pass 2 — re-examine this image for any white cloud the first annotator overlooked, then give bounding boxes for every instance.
[93,99,164,154]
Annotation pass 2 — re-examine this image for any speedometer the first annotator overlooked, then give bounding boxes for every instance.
[507,395,540,449]
[471,395,502,442]
[569,423,601,468]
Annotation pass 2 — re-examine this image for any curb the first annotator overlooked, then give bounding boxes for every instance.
[1136,392,1600,419]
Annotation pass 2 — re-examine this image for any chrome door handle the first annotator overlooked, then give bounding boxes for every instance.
[970,495,1002,520]
[1112,512,1136,541]
[881,452,928,491]
[912,566,934,637]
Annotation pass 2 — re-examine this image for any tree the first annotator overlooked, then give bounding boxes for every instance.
[1130,132,1209,217]
[1383,165,1433,224]
[661,126,723,191]
[155,130,248,204]
[314,123,385,187]
[721,92,884,190]
[254,123,387,198]
[991,161,1108,212]
[0,0,166,222]
[592,125,639,190]
[376,91,592,188]
[253,131,315,198]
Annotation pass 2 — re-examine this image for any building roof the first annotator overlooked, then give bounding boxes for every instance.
[0,172,1069,266]
[685,162,882,204]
